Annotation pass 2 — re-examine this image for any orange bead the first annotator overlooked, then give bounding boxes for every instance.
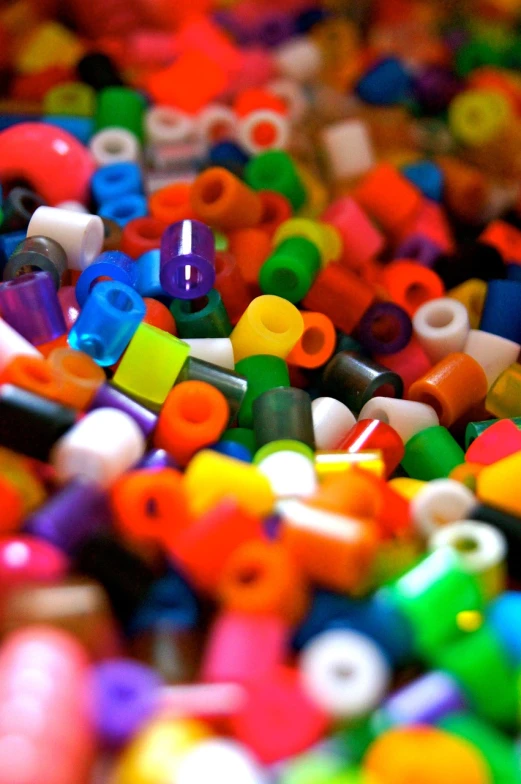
[143,298,177,335]
[227,228,271,288]
[0,355,63,403]
[286,311,336,369]
[364,726,490,784]
[217,540,308,625]
[480,219,521,265]
[436,156,489,224]
[0,475,24,533]
[146,50,228,114]
[154,380,229,466]
[191,167,263,230]
[234,88,288,118]
[257,191,293,237]
[380,260,444,317]
[408,352,488,428]
[37,333,69,358]
[352,162,423,237]
[149,183,196,224]
[302,262,375,334]
[47,347,106,409]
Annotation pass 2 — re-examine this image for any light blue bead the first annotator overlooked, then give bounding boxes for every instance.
[43,115,94,145]
[99,194,148,227]
[91,162,143,205]
[68,280,145,366]
[402,161,444,202]
[488,591,521,664]
[136,249,168,299]
[75,250,138,306]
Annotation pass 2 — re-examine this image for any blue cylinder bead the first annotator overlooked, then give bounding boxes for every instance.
[479,279,521,343]
[91,162,143,205]
[99,194,148,227]
[75,250,138,307]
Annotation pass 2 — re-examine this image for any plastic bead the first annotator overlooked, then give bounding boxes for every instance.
[0,535,68,588]
[410,479,476,538]
[378,671,466,727]
[75,250,138,306]
[27,205,104,272]
[337,419,404,477]
[465,419,521,465]
[121,217,166,260]
[402,426,465,481]
[0,272,66,346]
[213,250,251,324]
[89,127,141,167]
[238,109,290,156]
[91,162,143,207]
[253,388,315,450]
[191,167,263,230]
[486,362,521,418]
[376,338,433,396]
[358,397,439,445]
[160,219,215,300]
[177,738,267,784]
[358,302,413,356]
[286,312,336,370]
[311,397,357,450]
[4,235,67,289]
[256,448,317,499]
[260,237,321,303]
[88,383,158,437]
[302,263,375,335]
[95,86,146,141]
[183,338,234,370]
[244,150,306,211]
[231,295,304,362]
[479,279,521,343]
[44,80,95,117]
[412,298,470,363]
[2,186,46,233]
[464,328,520,389]
[380,260,445,317]
[176,357,247,424]
[320,119,375,181]
[470,503,521,580]
[322,352,404,415]
[170,289,232,339]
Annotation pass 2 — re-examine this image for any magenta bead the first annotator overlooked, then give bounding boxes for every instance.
[0,535,68,589]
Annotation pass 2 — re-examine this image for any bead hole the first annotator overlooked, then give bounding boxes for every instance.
[425,308,454,328]
[370,314,401,344]
[106,289,135,312]
[301,326,325,355]
[334,665,354,680]
[139,224,164,241]
[26,362,53,384]
[236,565,262,585]
[373,383,397,399]
[454,536,478,553]
[252,121,277,147]
[174,265,204,293]
[405,282,430,308]
[201,178,225,205]
[60,353,94,379]
[260,310,290,334]
[104,140,124,155]
[272,267,297,291]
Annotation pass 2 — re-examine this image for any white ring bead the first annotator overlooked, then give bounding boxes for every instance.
[197,104,237,144]
[320,119,375,181]
[257,450,318,499]
[51,408,145,488]
[238,109,290,155]
[145,106,196,145]
[429,520,507,577]
[0,318,41,372]
[177,739,267,784]
[412,298,470,363]
[358,397,439,445]
[55,201,90,213]
[89,127,141,166]
[411,479,476,538]
[312,397,356,450]
[299,629,390,719]
[27,206,104,272]
[184,338,235,370]
[274,37,322,82]
[464,328,520,389]
[268,78,309,123]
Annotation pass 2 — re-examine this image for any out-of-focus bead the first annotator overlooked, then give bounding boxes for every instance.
[464,328,520,389]
[448,278,487,330]
[410,478,476,538]
[479,279,521,343]
[320,119,375,182]
[89,127,141,166]
[0,271,66,346]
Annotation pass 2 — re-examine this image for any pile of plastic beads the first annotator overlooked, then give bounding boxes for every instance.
[3,0,521,782]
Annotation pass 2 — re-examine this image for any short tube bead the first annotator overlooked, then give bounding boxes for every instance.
[358,397,440,445]
[412,298,470,363]
[235,355,290,429]
[48,347,106,409]
[4,235,67,289]
[401,426,465,481]
[0,271,66,346]
[91,162,143,205]
[311,397,357,450]
[27,206,104,272]
[464,328,520,388]
[410,479,477,538]
[89,127,141,166]
[260,237,321,303]
[170,289,232,339]
[190,167,263,230]
[321,352,404,415]
[256,449,317,499]
[244,150,306,211]
[358,302,413,356]
[122,217,166,260]
[183,338,234,370]
[320,119,375,181]
[51,408,145,487]
[75,250,138,306]
[479,279,521,343]
[231,295,304,362]
[160,219,216,300]
[176,357,247,424]
[286,312,336,370]
[253,387,315,450]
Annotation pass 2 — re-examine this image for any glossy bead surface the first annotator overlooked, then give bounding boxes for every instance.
[358,302,413,356]
[88,383,158,437]
[311,397,357,450]
[358,397,439,445]
[235,354,290,428]
[191,167,262,230]
[253,387,315,450]
[479,278,521,343]
[402,426,465,481]
[0,271,66,346]
[410,479,476,538]
[75,250,138,307]
[0,535,68,588]
[338,419,404,477]
[321,352,403,415]
[27,205,104,272]
[176,356,247,424]
[2,186,46,233]
[231,295,304,362]
[4,235,68,289]
[380,671,466,726]
[170,289,232,339]
[464,328,520,389]
[244,149,306,210]
[160,219,215,300]
[260,237,321,304]
[412,298,470,363]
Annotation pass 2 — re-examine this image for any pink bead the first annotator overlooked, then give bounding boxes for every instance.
[321,197,385,272]
[466,419,521,466]
[227,49,277,93]
[0,536,68,590]
[127,31,178,66]
[156,682,247,723]
[201,612,288,684]
[0,124,95,206]
[397,199,454,252]
[58,286,81,330]
[375,337,432,395]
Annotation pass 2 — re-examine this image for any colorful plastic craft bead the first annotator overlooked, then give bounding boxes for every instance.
[0,271,66,346]
[322,351,404,415]
[412,298,470,363]
[337,419,404,477]
[160,219,215,300]
[401,426,465,481]
[253,387,315,450]
[75,250,138,306]
[170,289,232,339]
[191,167,263,230]
[27,205,104,271]
[4,235,68,289]
[244,149,306,210]
[231,295,304,362]
[176,357,247,424]
[95,86,146,142]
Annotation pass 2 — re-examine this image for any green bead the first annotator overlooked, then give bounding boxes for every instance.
[465,417,521,448]
[280,753,344,784]
[244,150,306,210]
[429,625,518,730]
[220,427,257,454]
[95,86,146,142]
[438,712,521,784]
[259,237,321,303]
[337,717,380,765]
[254,439,314,464]
[213,230,229,252]
[170,289,232,339]
[401,426,465,480]
[44,81,96,117]
[235,354,290,428]
[380,548,485,657]
[455,39,505,77]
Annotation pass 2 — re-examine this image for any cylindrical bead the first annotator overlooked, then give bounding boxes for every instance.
[412,298,470,363]
[358,397,440,445]
[0,271,66,346]
[191,167,263,230]
[27,206,104,272]
[4,235,67,289]
[321,351,403,415]
[230,295,304,362]
[464,328,520,389]
[253,387,315,450]
[160,220,216,300]
[311,397,357,450]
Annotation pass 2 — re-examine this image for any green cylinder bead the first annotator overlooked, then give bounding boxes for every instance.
[259,237,321,303]
[244,150,306,210]
[465,417,521,448]
[235,354,290,428]
[95,86,146,141]
[401,426,465,480]
[170,289,232,339]
[220,427,257,455]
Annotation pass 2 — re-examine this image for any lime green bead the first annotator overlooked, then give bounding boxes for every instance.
[44,81,96,117]
[235,354,290,428]
[96,86,146,142]
[170,289,232,339]
[244,150,306,210]
[213,230,229,252]
[259,237,321,303]
[401,426,465,480]
[113,322,190,409]
[220,427,257,454]
[281,753,345,784]
[254,439,314,464]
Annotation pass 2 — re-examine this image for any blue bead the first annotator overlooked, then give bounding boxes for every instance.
[0,114,42,131]
[99,194,148,227]
[208,141,250,178]
[479,279,521,343]
[43,115,94,145]
[129,569,200,635]
[136,249,168,300]
[68,280,145,366]
[487,591,521,664]
[295,6,330,33]
[0,230,26,273]
[401,162,444,202]
[356,57,412,106]
[75,250,139,307]
[212,440,252,462]
[91,162,143,205]
[506,263,521,282]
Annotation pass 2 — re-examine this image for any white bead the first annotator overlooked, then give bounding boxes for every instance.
[412,298,470,363]
[268,79,309,124]
[429,520,507,576]
[89,127,141,166]
[177,739,267,784]
[411,479,476,538]
[55,201,90,213]
[0,318,41,372]
[145,106,196,146]
[299,629,390,719]
[26,206,104,272]
[197,104,237,144]
[51,408,145,488]
[184,338,235,370]
[278,499,367,543]
[320,119,375,181]
[238,110,290,155]
[312,397,356,450]
[464,328,520,389]
[257,450,317,499]
[358,397,439,445]
[274,37,322,82]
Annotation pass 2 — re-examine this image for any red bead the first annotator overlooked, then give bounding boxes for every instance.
[337,419,405,477]
[465,419,521,466]
[214,251,251,325]
[375,337,432,396]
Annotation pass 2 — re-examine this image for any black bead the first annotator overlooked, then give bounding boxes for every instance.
[321,351,403,415]
[433,241,506,290]
[76,51,124,91]
[252,387,315,450]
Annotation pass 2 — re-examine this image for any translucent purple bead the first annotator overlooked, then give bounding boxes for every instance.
[0,271,66,345]
[381,671,466,726]
[396,235,443,267]
[160,219,215,300]
[88,383,158,438]
[357,302,413,356]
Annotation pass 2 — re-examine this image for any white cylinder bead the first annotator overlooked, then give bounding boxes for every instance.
[257,450,318,499]
[412,298,470,364]
[238,110,290,155]
[27,206,104,272]
[312,397,356,450]
[358,397,439,445]
[197,104,237,144]
[89,127,141,166]
[320,119,375,181]
[429,520,507,577]
[0,318,41,372]
[51,408,145,488]
[410,479,476,539]
[299,629,390,720]
[464,328,520,389]
[184,338,235,370]
[177,739,267,784]
[268,79,309,124]
[55,201,90,213]
[145,106,196,146]
[274,37,322,82]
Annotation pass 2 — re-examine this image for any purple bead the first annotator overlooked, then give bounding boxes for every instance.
[0,271,66,345]
[92,658,164,746]
[264,514,282,540]
[382,671,466,726]
[258,12,296,47]
[24,479,111,555]
[75,250,138,307]
[137,449,178,470]
[89,383,158,438]
[396,235,443,267]
[357,302,413,355]
[160,219,215,300]
[413,66,462,114]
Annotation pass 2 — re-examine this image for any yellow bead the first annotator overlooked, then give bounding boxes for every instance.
[230,295,304,362]
[295,163,329,219]
[315,450,385,480]
[184,450,275,517]
[15,22,85,75]
[111,718,211,784]
[448,279,487,329]
[486,362,521,419]
[449,89,512,147]
[43,82,96,118]
[477,450,521,516]
[274,218,342,264]
[388,477,426,500]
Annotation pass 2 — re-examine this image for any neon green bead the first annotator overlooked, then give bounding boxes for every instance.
[254,439,314,464]
[113,323,189,409]
[43,81,96,117]
[273,218,342,264]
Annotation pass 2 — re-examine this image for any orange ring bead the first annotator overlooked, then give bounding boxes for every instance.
[121,216,168,259]
[286,311,336,369]
[190,167,263,230]
[0,355,63,403]
[380,260,445,317]
[48,347,106,409]
[154,380,229,466]
[149,182,195,224]
[143,298,177,335]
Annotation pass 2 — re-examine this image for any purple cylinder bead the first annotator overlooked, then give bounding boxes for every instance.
[396,235,443,267]
[89,383,158,438]
[160,219,215,300]
[413,66,462,114]
[357,301,413,355]
[0,270,66,345]
[137,449,178,470]
[382,671,467,726]
[258,12,296,47]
